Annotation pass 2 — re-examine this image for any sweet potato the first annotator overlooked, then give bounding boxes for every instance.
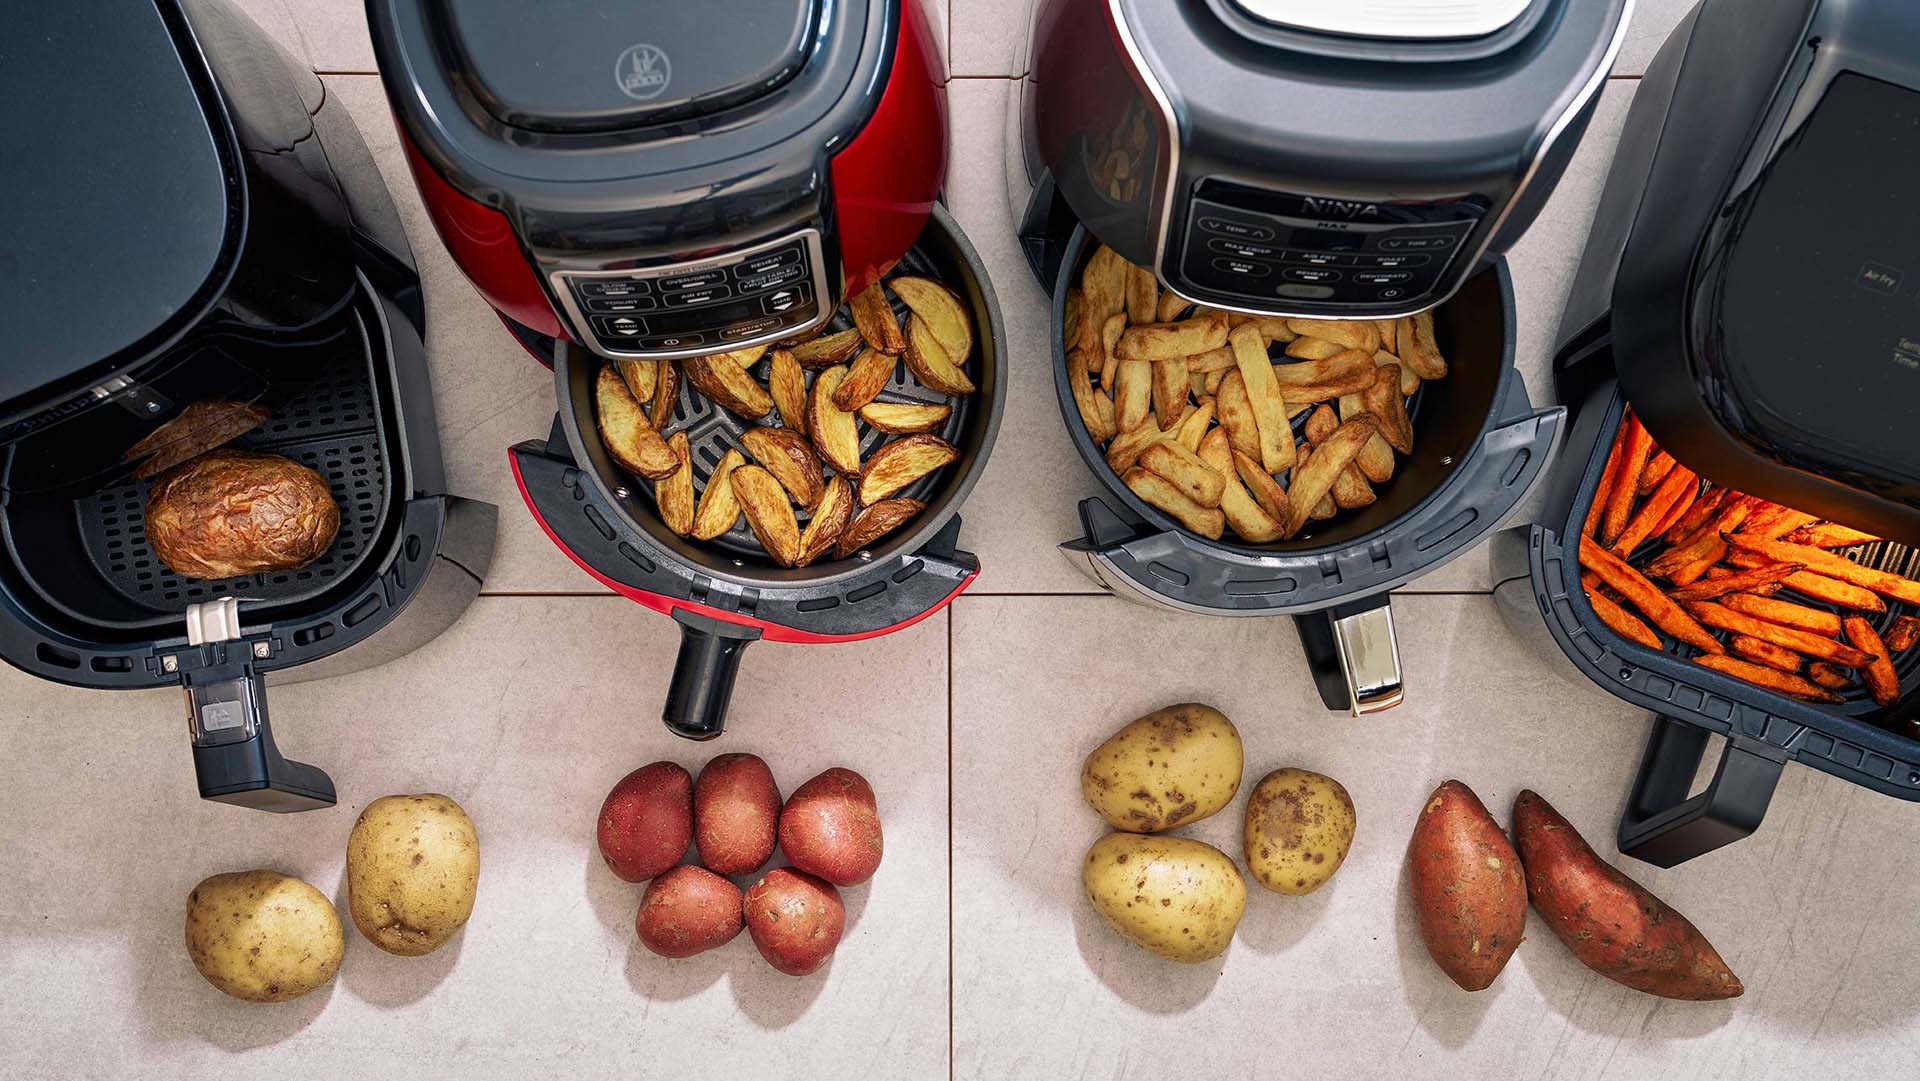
[1843,616,1899,707]
[1601,415,1653,545]
[1512,790,1742,1000]
[1408,781,1527,992]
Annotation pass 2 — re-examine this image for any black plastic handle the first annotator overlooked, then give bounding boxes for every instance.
[189,671,336,812]
[1616,715,1787,867]
[663,611,763,741]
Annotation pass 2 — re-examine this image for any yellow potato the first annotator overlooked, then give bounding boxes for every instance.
[1080,703,1243,832]
[1083,832,1246,962]
[1243,768,1356,895]
[346,793,480,956]
[185,870,343,1002]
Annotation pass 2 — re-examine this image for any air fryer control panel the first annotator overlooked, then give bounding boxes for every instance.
[550,229,831,360]
[1172,179,1487,313]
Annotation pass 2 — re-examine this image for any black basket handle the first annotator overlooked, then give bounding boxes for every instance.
[188,668,336,812]
[662,610,762,741]
[1616,715,1787,867]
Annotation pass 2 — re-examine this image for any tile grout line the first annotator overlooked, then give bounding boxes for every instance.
[946,603,955,1081]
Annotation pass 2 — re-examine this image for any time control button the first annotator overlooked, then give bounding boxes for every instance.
[1354,271,1413,285]
[577,278,648,298]
[638,332,706,350]
[1283,266,1343,284]
[762,285,812,314]
[721,317,784,341]
[1275,284,1336,300]
[662,285,733,308]
[736,248,803,278]
[582,294,657,314]
[1208,238,1280,260]
[1212,257,1270,278]
[1199,217,1275,242]
[1280,250,1352,268]
[592,315,648,339]
[1378,236,1451,252]
[1356,253,1430,270]
[658,268,729,291]
[737,263,807,293]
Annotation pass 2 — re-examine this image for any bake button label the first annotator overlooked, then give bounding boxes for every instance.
[1859,261,1904,295]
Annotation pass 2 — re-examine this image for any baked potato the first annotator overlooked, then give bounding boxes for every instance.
[145,449,339,579]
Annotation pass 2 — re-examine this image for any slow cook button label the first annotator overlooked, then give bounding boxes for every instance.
[577,278,648,297]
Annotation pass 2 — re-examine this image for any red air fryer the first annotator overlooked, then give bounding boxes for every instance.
[369,0,1004,739]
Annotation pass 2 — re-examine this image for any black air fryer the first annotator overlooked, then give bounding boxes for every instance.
[1010,0,1630,712]
[1493,0,1920,864]
[0,0,496,811]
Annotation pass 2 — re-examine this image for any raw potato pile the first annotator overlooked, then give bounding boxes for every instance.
[596,271,978,567]
[1063,245,1447,542]
[1577,411,1916,714]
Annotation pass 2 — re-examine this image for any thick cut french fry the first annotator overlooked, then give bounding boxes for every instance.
[1601,415,1653,545]
[1115,314,1228,361]
[768,349,809,436]
[1360,362,1414,453]
[1229,324,1296,475]
[1402,310,1448,380]
[1577,535,1723,653]
[1665,562,1802,601]
[655,432,695,537]
[1586,586,1662,649]
[1233,450,1289,526]
[1230,313,1296,344]
[1271,350,1378,399]
[1200,430,1282,543]
[1584,419,1631,539]
[1286,319,1379,353]
[1638,450,1676,496]
[1375,349,1420,396]
[1683,601,1874,666]
[1284,415,1376,537]
[1156,290,1192,323]
[1374,319,1399,355]
[1724,535,1920,606]
[1124,467,1225,538]
[1693,654,1842,703]
[1081,245,1129,329]
[1844,616,1899,706]
[1140,441,1225,508]
[1153,355,1190,429]
[1341,393,1396,483]
[1105,408,1191,474]
[1175,402,1213,453]
[1302,404,1337,444]
[1721,593,1843,636]
[1186,346,1236,373]
[1189,371,1210,399]
[1204,368,1227,397]
[1098,312,1126,389]
[1885,614,1920,653]
[1285,336,1345,361]
[1807,662,1853,690]
[1612,465,1696,557]
[1063,288,1085,354]
[691,449,746,541]
[1126,263,1158,325]
[1113,358,1152,433]
[1730,634,1801,673]
[1783,522,1882,548]
[1726,551,1887,611]
[1067,346,1116,442]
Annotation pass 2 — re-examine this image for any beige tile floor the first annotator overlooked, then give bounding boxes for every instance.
[6,2,1919,1079]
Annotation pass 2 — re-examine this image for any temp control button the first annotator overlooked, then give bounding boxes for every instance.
[1378,236,1453,252]
[662,285,733,308]
[762,285,811,314]
[658,268,730,291]
[577,278,648,297]
[1198,216,1275,242]
[1283,266,1342,284]
[1212,257,1271,278]
[592,315,648,339]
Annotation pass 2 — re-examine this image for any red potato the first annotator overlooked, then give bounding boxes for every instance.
[744,868,846,976]
[596,762,693,883]
[1512,790,1742,1000]
[635,866,744,958]
[694,753,782,875]
[779,767,884,886]
[1407,780,1527,991]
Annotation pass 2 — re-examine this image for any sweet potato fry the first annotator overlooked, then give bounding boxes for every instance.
[1665,562,1802,601]
[1729,634,1801,673]
[1703,566,1782,597]
[1843,616,1899,706]
[1651,483,1698,539]
[1284,416,1377,537]
[1613,465,1696,557]
[1683,601,1874,666]
[1735,504,1819,540]
[1721,593,1844,636]
[1578,536,1723,653]
[1601,415,1653,546]
[1585,420,1632,539]
[1808,662,1853,690]
[1724,535,1920,606]
[1694,654,1843,703]
[1728,555,1888,612]
[1585,585,1662,650]
[1783,522,1882,548]
[1229,324,1296,475]
[1665,486,1726,543]
[1638,450,1676,496]
[1648,496,1759,581]
[1885,615,1920,653]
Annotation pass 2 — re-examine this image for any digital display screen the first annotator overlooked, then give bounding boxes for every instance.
[1292,228,1365,252]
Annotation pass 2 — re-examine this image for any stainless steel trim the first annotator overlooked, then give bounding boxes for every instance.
[1118,0,1636,321]
[547,228,834,361]
[185,597,244,645]
[1231,0,1534,40]
[1333,602,1404,714]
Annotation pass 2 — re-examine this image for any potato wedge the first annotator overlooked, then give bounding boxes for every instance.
[1139,441,1224,508]
[791,328,863,369]
[1124,467,1225,539]
[1186,346,1236,373]
[904,315,976,395]
[731,465,803,567]
[798,474,854,567]
[691,448,746,541]
[616,358,657,404]
[1287,318,1378,353]
[1284,415,1377,537]
[1115,314,1228,362]
[1403,310,1448,380]
[740,426,825,509]
[1229,324,1296,475]
[1156,290,1193,323]
[656,432,695,536]
[723,345,768,368]
[596,366,681,479]
[1374,319,1399,354]
[650,358,681,426]
[833,348,897,411]
[768,349,809,436]
[1233,451,1289,527]
[1080,244,1129,328]
[848,281,904,355]
[1175,402,1213,453]
[1126,263,1158,325]
[1285,336,1344,361]
[683,354,773,420]
[1302,403,1337,444]
[1152,355,1189,429]
[1098,311,1127,389]
[889,276,972,360]
[834,497,924,558]
[858,434,957,504]
[1340,393,1396,483]
[1063,288,1085,353]
[1200,429,1282,543]
[859,400,952,435]
[807,366,863,477]
[1361,362,1414,454]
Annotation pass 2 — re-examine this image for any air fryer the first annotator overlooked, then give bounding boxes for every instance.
[371,0,1003,740]
[0,0,497,812]
[1011,0,1630,711]
[1492,0,1920,866]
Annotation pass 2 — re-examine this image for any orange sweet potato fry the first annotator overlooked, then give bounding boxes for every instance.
[1782,522,1882,548]
[1638,450,1676,496]
[1885,615,1920,653]
[1736,504,1820,541]
[1694,654,1843,703]
[1665,562,1802,601]
[1652,483,1698,540]
[1585,585,1662,650]
[1601,416,1653,546]
[1843,616,1899,706]
[1665,487,1726,543]
[1724,535,1920,607]
[1683,601,1874,666]
[1729,634,1801,673]
[1585,420,1632,539]
[1579,536,1723,653]
[1613,466,1696,557]
[1721,593,1844,637]
[1807,662,1853,690]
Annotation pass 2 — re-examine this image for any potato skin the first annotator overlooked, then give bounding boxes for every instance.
[744,868,845,976]
[346,793,480,956]
[1244,767,1355,895]
[1408,780,1526,991]
[1082,832,1245,963]
[597,762,693,882]
[778,767,883,886]
[1513,790,1742,1000]
[145,449,340,579]
[636,865,745,958]
[185,870,343,1002]
[1080,703,1243,833]
[694,753,781,876]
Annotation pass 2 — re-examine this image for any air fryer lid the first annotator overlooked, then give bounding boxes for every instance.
[436,0,819,131]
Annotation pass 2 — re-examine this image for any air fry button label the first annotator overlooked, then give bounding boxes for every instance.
[1858,261,1904,295]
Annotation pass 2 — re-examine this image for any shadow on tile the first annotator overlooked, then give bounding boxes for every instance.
[1070,900,1223,1013]
[1234,874,1336,957]
[330,871,466,1009]
[1391,850,1497,1049]
[130,898,339,1050]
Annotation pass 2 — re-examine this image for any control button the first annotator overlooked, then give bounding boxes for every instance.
[577,278,648,298]
[582,294,657,314]
[1208,238,1280,260]
[1276,284,1336,300]
[1354,271,1413,285]
[592,315,648,339]
[658,268,729,291]
[1375,287,1408,301]
[662,285,733,308]
[1211,257,1270,278]
[762,285,811,314]
[1199,216,1275,242]
[737,262,807,293]
[1859,261,1904,295]
[1283,266,1343,284]
[1355,253,1430,270]
[736,247,803,277]
[1378,236,1451,252]
[1280,250,1352,268]
[638,332,706,350]
[721,317,783,341]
